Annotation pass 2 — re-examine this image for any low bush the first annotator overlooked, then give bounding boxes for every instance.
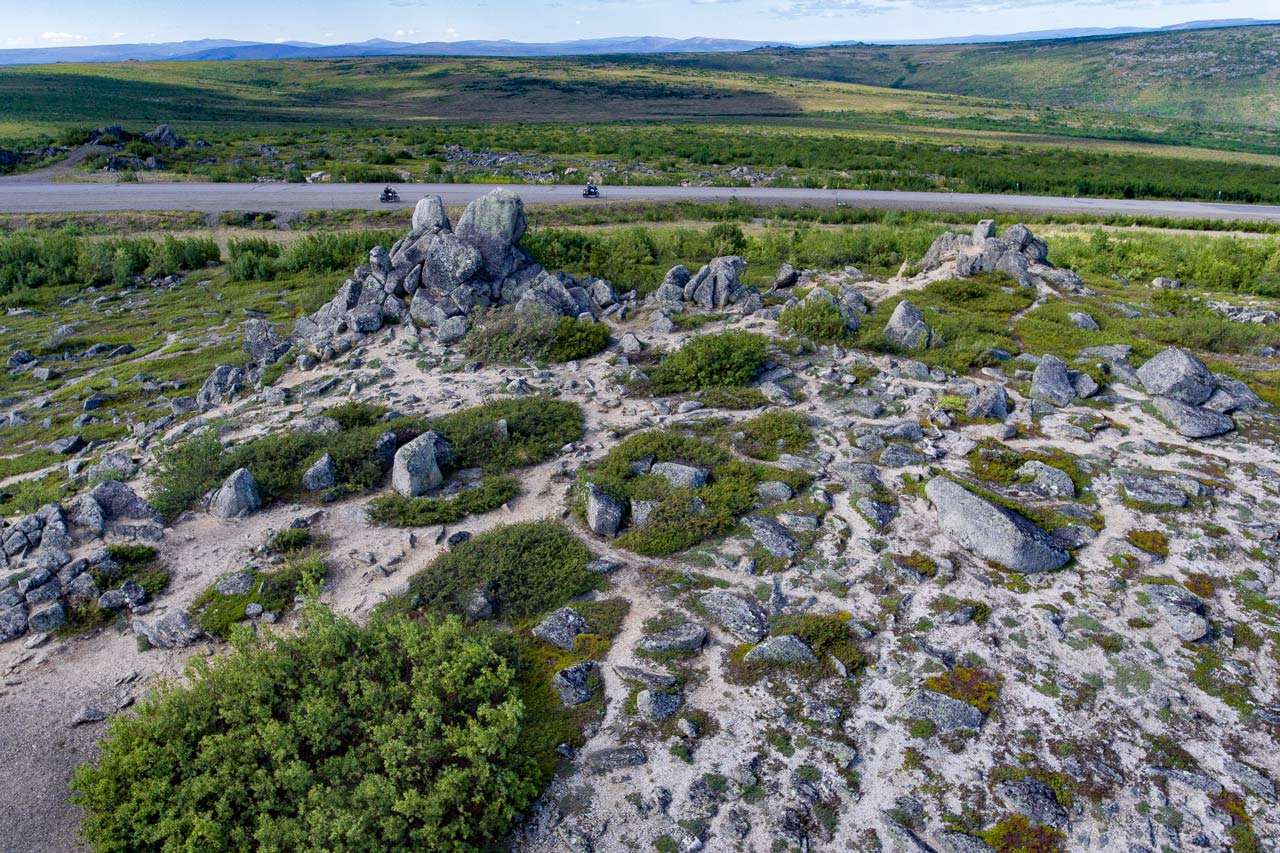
[367,477,520,526]
[464,307,609,364]
[732,410,812,461]
[428,397,583,473]
[778,297,849,343]
[0,230,219,295]
[192,552,326,638]
[71,607,542,852]
[647,330,768,394]
[404,520,599,621]
[151,399,582,520]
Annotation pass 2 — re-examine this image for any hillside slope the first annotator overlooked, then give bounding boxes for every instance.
[638,25,1280,130]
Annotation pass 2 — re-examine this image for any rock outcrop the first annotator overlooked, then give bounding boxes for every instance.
[294,189,617,361]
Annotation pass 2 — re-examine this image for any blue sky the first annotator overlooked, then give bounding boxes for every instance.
[1,0,1273,46]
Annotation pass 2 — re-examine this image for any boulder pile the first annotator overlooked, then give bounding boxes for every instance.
[0,481,164,643]
[916,221,1085,292]
[293,189,622,361]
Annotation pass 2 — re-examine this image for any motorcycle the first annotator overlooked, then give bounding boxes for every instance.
[582,183,600,199]
[379,187,401,204]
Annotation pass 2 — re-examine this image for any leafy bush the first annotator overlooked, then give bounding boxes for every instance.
[429,397,583,473]
[732,410,812,460]
[647,330,768,394]
[367,477,519,526]
[0,230,219,295]
[979,815,1067,853]
[192,553,326,637]
[464,307,609,363]
[778,296,849,343]
[71,607,541,852]
[404,520,598,620]
[62,546,170,636]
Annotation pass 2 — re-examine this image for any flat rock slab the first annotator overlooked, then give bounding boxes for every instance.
[925,478,1069,573]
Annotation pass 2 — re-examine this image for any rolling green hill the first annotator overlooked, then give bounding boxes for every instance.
[633,25,1280,132]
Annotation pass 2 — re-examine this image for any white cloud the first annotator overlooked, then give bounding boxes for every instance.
[39,31,89,44]
[111,32,127,39]
[394,28,419,37]
[772,0,1221,15]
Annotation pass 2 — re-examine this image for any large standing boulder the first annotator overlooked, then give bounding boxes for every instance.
[925,478,1070,573]
[243,319,291,367]
[89,481,162,523]
[1137,347,1217,405]
[902,689,985,732]
[196,365,246,411]
[211,468,261,519]
[1030,354,1075,407]
[301,454,337,492]
[143,124,187,149]
[585,484,625,537]
[412,195,451,233]
[532,607,590,650]
[685,256,748,309]
[454,188,529,281]
[883,300,932,350]
[392,432,444,497]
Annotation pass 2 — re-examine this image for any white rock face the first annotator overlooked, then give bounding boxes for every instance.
[392,433,442,497]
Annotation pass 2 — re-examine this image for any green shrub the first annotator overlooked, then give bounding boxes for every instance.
[60,546,169,636]
[979,815,1067,853]
[270,528,312,553]
[367,477,519,526]
[192,552,326,638]
[546,316,610,362]
[404,520,598,621]
[647,330,768,394]
[71,607,541,852]
[151,400,580,520]
[463,307,608,364]
[429,397,582,473]
[323,401,388,430]
[778,297,849,343]
[732,410,811,460]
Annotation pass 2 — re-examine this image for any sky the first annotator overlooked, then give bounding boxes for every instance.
[0,0,1275,47]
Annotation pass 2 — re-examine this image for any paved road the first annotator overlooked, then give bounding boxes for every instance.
[2,181,1280,222]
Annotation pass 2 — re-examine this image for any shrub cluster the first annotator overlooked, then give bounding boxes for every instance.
[71,607,542,852]
[463,306,609,364]
[404,520,599,621]
[191,552,326,637]
[151,398,583,520]
[646,330,768,395]
[367,476,520,527]
[778,296,850,343]
[227,231,401,281]
[580,428,810,556]
[0,230,219,295]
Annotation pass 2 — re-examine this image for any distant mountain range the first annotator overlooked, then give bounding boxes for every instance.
[1,20,1277,66]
